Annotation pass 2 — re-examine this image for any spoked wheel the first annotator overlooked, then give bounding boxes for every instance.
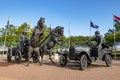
[105,54,112,67]
[15,51,21,64]
[59,55,67,66]
[7,54,11,62]
[79,54,87,70]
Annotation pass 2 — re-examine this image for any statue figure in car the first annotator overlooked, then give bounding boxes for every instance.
[20,32,28,50]
[91,30,104,50]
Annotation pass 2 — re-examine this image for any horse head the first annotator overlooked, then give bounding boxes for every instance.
[53,26,64,36]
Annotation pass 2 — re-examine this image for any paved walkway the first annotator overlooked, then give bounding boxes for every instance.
[0,55,120,80]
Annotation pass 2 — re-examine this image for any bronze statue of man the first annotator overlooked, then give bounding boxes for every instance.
[91,30,104,50]
[27,17,45,66]
[20,32,28,50]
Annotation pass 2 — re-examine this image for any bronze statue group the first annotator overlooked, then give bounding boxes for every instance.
[8,17,107,67]
[9,17,64,66]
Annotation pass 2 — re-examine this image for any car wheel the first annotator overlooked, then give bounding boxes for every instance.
[79,54,87,70]
[59,55,67,66]
[105,54,112,67]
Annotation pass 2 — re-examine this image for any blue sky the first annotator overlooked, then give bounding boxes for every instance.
[0,0,120,37]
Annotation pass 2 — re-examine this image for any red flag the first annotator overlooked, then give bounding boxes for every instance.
[114,15,120,21]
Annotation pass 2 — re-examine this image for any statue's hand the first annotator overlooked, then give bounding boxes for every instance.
[97,46,102,50]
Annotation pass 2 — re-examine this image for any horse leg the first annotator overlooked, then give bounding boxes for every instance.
[26,46,33,66]
[39,54,42,66]
[35,47,42,65]
[40,52,44,65]
[49,51,55,64]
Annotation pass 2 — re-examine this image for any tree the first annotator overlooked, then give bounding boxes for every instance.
[0,22,32,46]
[114,21,120,32]
[67,36,89,47]
[104,21,120,46]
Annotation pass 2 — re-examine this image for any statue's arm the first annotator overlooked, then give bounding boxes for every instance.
[90,37,95,41]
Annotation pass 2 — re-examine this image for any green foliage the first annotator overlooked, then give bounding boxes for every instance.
[65,36,89,47]
[2,21,120,48]
[112,51,120,55]
[105,33,118,47]
[105,33,114,46]
[42,25,49,40]
[105,21,120,46]
[114,22,120,32]
[0,22,31,46]
[0,23,52,47]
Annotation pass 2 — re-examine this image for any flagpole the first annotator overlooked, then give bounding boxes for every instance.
[113,15,116,60]
[50,24,51,28]
[114,27,116,60]
[68,22,71,48]
[90,21,99,43]
[29,20,32,38]
[3,17,9,56]
[90,21,91,40]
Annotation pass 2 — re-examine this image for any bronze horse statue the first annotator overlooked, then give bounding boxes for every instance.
[40,26,64,65]
[27,17,45,66]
